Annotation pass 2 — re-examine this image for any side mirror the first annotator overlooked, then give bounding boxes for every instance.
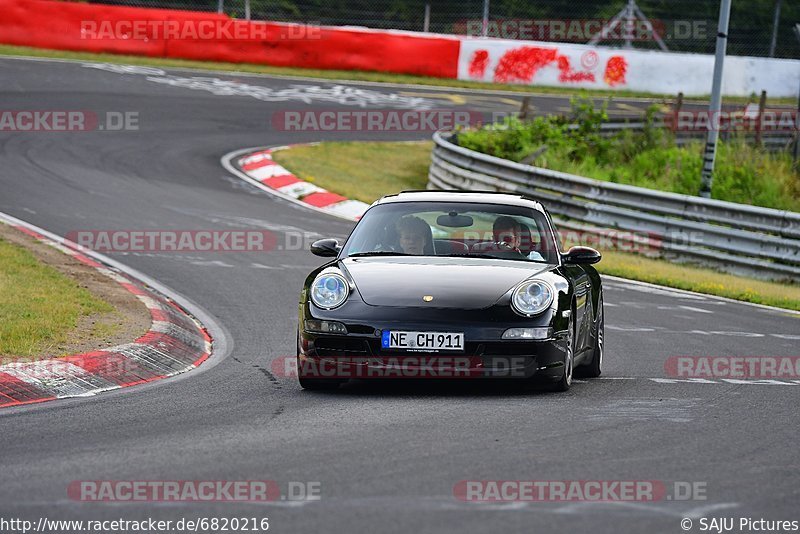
[310,238,340,257]
[562,246,601,265]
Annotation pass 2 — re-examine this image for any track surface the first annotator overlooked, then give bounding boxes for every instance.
[0,57,798,533]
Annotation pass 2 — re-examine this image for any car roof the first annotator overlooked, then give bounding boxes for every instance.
[374,190,547,212]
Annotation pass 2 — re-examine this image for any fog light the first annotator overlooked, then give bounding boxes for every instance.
[305,320,348,334]
[502,327,551,340]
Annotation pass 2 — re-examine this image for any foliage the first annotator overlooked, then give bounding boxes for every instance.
[458,98,800,211]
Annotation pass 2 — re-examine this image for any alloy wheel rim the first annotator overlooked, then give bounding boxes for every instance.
[565,329,573,386]
[597,306,604,368]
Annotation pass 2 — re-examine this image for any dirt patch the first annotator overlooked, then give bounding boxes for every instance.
[0,223,151,362]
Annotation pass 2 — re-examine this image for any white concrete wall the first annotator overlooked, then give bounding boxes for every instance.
[457,38,800,97]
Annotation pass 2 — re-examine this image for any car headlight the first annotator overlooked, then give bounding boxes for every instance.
[511,280,554,316]
[310,273,349,309]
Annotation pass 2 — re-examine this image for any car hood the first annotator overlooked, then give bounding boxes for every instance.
[340,256,555,309]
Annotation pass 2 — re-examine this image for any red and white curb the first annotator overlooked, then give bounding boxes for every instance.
[0,213,214,409]
[223,146,370,222]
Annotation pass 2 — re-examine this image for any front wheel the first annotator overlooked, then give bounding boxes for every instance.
[552,318,574,392]
[576,296,603,378]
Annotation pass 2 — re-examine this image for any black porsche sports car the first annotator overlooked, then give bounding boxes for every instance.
[297,191,604,391]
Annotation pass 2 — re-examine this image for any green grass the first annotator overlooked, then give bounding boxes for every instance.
[0,43,790,105]
[273,140,800,311]
[0,237,114,358]
[584,249,800,312]
[272,141,432,203]
[536,140,799,212]
[458,109,800,212]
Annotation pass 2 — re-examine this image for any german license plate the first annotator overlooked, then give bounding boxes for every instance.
[381,330,465,351]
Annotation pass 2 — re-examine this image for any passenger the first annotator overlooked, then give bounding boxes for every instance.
[396,216,431,255]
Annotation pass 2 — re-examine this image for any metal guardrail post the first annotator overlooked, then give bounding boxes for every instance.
[481,0,490,37]
[792,24,800,171]
[519,97,531,121]
[769,0,783,58]
[699,0,732,199]
[755,90,767,147]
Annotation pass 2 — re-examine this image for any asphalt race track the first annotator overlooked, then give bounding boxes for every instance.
[0,56,798,533]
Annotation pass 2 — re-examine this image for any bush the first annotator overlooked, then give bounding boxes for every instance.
[456,98,800,212]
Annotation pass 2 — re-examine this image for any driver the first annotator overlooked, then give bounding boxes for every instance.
[492,216,546,260]
[493,216,523,253]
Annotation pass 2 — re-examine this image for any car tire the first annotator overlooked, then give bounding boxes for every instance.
[576,295,603,379]
[552,315,574,392]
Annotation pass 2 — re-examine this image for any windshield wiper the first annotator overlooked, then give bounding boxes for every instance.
[443,253,496,259]
[443,253,534,262]
[348,251,413,257]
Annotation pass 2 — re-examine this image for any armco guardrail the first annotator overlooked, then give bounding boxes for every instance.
[584,120,795,151]
[587,120,795,150]
[427,131,800,281]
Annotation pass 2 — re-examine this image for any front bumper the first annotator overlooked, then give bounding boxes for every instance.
[298,327,568,380]
[298,296,570,380]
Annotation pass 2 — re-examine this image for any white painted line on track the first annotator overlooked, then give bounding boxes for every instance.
[602,275,800,317]
[591,377,800,387]
[0,54,686,104]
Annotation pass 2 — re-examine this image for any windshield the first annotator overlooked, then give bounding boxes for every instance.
[340,201,559,264]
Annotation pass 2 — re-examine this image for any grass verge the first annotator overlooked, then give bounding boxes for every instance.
[0,236,112,357]
[587,250,800,311]
[273,141,432,203]
[0,224,151,362]
[0,43,789,105]
[273,140,800,311]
